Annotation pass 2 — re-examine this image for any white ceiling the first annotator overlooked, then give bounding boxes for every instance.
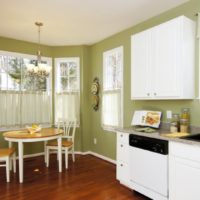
[0,0,189,46]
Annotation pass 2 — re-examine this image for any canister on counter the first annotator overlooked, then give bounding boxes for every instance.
[170,113,180,133]
[181,108,190,120]
[170,122,178,133]
[180,118,189,133]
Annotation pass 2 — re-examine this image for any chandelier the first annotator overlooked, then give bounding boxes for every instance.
[26,22,51,78]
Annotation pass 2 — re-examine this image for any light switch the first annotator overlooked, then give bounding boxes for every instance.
[166,110,172,119]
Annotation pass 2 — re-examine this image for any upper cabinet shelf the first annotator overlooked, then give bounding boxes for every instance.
[131,16,195,100]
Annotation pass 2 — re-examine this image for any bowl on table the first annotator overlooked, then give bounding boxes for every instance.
[26,125,42,134]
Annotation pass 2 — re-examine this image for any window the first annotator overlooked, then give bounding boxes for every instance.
[54,58,80,124]
[102,46,123,130]
[0,51,52,129]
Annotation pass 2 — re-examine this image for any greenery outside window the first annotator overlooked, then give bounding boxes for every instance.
[0,51,52,129]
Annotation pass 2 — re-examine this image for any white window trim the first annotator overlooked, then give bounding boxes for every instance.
[0,50,53,92]
[102,46,124,132]
[197,13,200,99]
[54,57,80,92]
[54,57,80,126]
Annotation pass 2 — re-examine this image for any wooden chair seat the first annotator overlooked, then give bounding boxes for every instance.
[47,140,73,147]
[0,147,15,157]
[0,147,16,182]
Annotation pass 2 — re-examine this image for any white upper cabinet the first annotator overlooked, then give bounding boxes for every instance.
[131,16,195,100]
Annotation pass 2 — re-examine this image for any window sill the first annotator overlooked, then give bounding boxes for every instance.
[102,126,119,133]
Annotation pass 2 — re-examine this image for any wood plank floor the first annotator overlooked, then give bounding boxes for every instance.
[0,155,150,200]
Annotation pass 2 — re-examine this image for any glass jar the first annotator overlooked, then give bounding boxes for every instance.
[170,113,180,133]
[180,118,189,133]
[170,122,178,133]
[181,108,190,120]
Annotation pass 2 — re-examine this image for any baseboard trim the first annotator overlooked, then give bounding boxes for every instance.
[87,151,116,165]
[20,151,116,165]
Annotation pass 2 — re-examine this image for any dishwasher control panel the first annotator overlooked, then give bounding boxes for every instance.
[129,134,168,155]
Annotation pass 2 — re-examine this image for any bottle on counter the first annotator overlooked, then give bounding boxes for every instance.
[181,108,190,120]
[180,118,189,133]
[170,113,180,133]
[180,108,190,133]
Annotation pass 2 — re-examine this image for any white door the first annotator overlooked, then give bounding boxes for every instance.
[169,155,200,200]
[131,29,152,99]
[152,18,180,98]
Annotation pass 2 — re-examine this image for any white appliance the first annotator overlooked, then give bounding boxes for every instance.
[129,134,168,200]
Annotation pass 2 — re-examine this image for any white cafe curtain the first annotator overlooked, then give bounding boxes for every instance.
[102,90,122,128]
[55,92,79,124]
[0,91,51,128]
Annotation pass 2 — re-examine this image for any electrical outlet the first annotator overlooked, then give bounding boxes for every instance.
[94,138,97,144]
[166,110,172,119]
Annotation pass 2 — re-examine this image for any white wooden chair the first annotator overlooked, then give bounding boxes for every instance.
[0,147,16,182]
[46,119,77,169]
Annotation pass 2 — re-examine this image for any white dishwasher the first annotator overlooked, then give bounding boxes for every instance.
[129,134,168,200]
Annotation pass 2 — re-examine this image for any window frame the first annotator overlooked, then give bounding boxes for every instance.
[0,50,52,131]
[54,57,80,126]
[0,50,52,92]
[102,46,124,132]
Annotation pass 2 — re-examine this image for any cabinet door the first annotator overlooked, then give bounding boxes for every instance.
[116,132,131,188]
[116,162,130,182]
[152,18,180,98]
[117,142,129,162]
[131,30,152,99]
[169,155,200,200]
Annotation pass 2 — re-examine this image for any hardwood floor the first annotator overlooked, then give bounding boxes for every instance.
[0,155,149,200]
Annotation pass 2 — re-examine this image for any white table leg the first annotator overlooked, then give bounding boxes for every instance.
[44,141,47,163]
[8,141,12,148]
[18,141,24,183]
[8,141,13,171]
[57,137,62,172]
[6,157,10,182]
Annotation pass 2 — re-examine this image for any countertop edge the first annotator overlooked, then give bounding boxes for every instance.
[116,127,200,146]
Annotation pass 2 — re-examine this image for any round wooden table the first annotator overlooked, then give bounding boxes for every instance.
[3,128,63,183]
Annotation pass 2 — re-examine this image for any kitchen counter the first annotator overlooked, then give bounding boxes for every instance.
[117,126,200,200]
[116,127,200,146]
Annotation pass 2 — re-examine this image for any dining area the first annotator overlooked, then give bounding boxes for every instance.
[0,119,77,183]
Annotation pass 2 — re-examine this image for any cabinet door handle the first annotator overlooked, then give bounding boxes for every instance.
[154,93,157,96]
[147,93,150,96]
[120,164,123,167]
[120,134,123,138]
[120,144,123,147]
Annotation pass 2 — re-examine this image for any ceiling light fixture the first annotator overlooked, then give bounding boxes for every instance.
[26,22,51,78]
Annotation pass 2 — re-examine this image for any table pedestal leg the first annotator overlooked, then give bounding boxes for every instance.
[18,141,24,183]
[57,137,62,172]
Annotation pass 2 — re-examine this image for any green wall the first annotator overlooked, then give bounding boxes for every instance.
[1,0,200,160]
[0,39,91,154]
[89,0,200,160]
[0,36,52,56]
